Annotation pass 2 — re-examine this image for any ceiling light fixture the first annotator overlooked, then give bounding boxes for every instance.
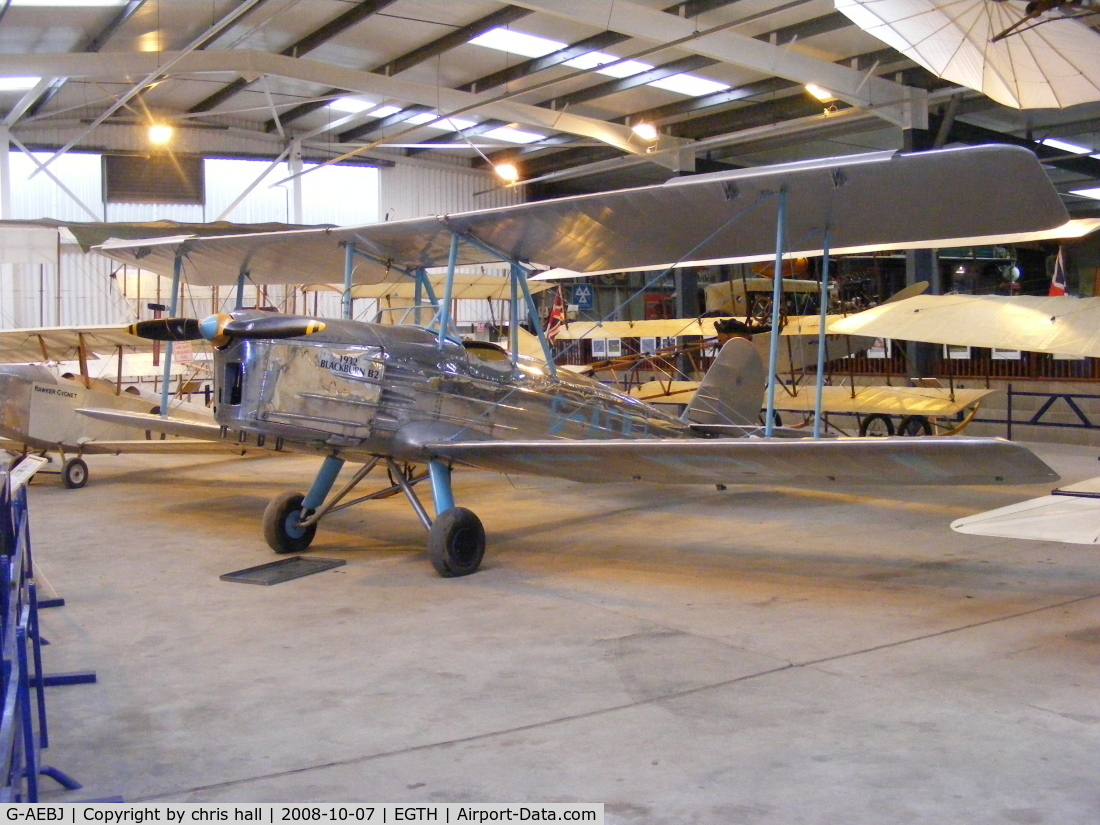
[631,122,659,141]
[148,124,174,145]
[805,83,836,102]
[494,163,520,183]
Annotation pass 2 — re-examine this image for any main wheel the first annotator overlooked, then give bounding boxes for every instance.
[858,414,895,437]
[428,507,485,578]
[898,415,933,436]
[61,457,88,489]
[263,491,317,554]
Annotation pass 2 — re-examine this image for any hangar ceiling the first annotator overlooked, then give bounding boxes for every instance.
[1,0,1098,216]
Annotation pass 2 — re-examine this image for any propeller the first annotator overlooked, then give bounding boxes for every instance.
[127,317,203,341]
[129,314,326,345]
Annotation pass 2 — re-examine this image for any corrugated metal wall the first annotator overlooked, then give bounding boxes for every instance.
[379,159,521,221]
[2,149,523,331]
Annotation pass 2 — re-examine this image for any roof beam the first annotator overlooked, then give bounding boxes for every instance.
[0,50,688,157]
[341,0,745,144]
[508,0,927,128]
[189,0,401,115]
[19,0,148,122]
[934,116,1100,180]
[268,5,533,131]
[542,54,719,111]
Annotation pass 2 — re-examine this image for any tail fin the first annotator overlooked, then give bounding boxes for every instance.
[681,338,765,426]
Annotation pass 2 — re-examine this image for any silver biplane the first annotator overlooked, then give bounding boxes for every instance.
[80,146,1067,576]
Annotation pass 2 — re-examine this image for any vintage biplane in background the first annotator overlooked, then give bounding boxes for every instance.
[0,325,244,487]
[832,293,1100,544]
[79,146,1069,576]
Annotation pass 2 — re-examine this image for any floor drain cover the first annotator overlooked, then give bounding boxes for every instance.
[220,556,346,585]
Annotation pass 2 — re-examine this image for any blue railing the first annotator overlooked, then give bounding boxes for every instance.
[0,458,80,802]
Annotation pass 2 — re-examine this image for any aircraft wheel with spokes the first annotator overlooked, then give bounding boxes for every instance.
[858,414,895,437]
[61,457,88,489]
[263,491,316,554]
[428,507,485,578]
[898,415,933,436]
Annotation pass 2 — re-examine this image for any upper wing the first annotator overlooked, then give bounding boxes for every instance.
[0,324,158,364]
[427,436,1057,486]
[94,146,1066,286]
[829,294,1100,357]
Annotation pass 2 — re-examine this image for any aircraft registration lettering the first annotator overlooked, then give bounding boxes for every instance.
[549,396,649,438]
[33,385,79,400]
[318,350,384,383]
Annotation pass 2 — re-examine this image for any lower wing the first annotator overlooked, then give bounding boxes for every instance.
[428,436,1057,486]
[952,476,1100,544]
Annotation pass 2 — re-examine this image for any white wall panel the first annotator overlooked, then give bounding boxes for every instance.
[379,161,521,221]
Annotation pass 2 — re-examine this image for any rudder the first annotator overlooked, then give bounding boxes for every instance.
[681,338,766,426]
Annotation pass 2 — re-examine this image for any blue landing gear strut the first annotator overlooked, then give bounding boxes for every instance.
[260,456,485,576]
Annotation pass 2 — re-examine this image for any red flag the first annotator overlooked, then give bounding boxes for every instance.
[545,287,566,341]
[1049,247,1067,297]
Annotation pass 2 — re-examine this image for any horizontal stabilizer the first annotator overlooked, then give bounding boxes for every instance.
[952,477,1100,544]
[429,436,1057,487]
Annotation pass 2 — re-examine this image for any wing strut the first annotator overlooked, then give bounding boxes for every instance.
[453,230,558,376]
[812,227,831,439]
[764,188,787,437]
[159,247,184,418]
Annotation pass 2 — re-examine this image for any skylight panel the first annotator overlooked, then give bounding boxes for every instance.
[483,126,544,144]
[469,28,565,58]
[367,105,404,118]
[1041,138,1091,154]
[649,73,730,96]
[1071,187,1100,201]
[403,113,479,131]
[0,77,41,91]
[329,97,375,113]
[565,52,652,78]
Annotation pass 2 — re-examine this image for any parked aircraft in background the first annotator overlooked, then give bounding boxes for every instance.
[0,325,246,487]
[78,146,1069,575]
[831,294,1100,543]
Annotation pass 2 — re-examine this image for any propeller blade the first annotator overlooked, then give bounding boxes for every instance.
[128,318,203,341]
[221,316,327,340]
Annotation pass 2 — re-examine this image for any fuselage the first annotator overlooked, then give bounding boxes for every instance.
[212,315,693,462]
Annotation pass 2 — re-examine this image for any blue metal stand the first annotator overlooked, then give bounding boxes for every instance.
[1,470,82,800]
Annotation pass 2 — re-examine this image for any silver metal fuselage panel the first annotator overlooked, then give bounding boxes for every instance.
[213,318,689,459]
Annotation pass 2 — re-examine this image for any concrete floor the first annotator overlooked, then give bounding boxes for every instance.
[21,443,1100,821]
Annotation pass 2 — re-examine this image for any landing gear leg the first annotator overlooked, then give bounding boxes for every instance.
[263,455,344,554]
[425,459,484,578]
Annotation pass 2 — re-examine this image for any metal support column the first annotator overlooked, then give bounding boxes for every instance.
[0,126,10,220]
[302,455,345,511]
[159,249,183,418]
[812,231,831,439]
[438,233,460,348]
[764,189,787,437]
[428,460,454,516]
[509,270,519,364]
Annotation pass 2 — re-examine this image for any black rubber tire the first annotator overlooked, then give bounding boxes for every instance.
[858,414,895,437]
[61,457,88,489]
[428,507,485,578]
[898,415,933,436]
[263,491,317,554]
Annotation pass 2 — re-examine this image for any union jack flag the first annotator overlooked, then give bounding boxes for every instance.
[1049,247,1067,297]
[545,287,566,341]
